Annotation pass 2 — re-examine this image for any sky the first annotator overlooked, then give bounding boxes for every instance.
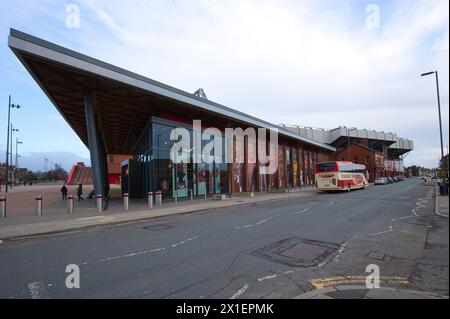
[0,0,448,171]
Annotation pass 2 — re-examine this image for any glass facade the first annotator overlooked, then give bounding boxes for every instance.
[133,117,232,200]
[130,116,329,199]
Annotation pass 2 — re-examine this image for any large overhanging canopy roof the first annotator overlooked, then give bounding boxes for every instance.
[8,29,336,154]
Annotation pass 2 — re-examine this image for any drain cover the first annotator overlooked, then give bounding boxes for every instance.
[252,237,339,267]
[142,224,172,231]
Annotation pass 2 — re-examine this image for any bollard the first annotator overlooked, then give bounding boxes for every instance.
[96,195,103,213]
[124,193,129,211]
[204,190,208,200]
[148,192,153,209]
[67,195,74,215]
[156,191,162,207]
[174,191,178,206]
[35,196,43,216]
[190,189,193,201]
[0,197,6,218]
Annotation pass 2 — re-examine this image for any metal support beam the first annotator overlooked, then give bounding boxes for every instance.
[84,89,107,198]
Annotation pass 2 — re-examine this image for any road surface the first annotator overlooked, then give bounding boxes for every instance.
[0,178,448,298]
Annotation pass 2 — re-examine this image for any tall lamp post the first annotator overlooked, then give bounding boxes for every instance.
[421,71,445,178]
[15,139,23,168]
[10,125,19,187]
[4,95,22,193]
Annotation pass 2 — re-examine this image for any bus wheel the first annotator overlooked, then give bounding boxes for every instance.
[347,184,351,192]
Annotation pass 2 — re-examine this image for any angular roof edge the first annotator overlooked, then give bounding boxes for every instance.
[8,28,336,152]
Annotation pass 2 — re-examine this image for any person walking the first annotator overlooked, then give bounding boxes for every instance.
[77,184,83,201]
[61,184,68,200]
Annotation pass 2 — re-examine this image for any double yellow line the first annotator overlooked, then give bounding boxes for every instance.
[309,276,409,289]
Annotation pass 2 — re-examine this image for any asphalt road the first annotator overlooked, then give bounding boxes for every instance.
[0,178,448,299]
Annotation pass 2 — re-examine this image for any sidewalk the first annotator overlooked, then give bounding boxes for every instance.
[294,286,448,299]
[435,186,449,218]
[0,189,317,240]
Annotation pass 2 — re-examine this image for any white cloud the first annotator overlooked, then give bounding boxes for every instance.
[2,0,448,168]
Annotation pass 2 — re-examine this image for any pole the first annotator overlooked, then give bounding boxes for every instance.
[435,72,444,161]
[0,197,6,218]
[10,124,13,171]
[15,137,18,167]
[67,195,74,215]
[5,96,11,192]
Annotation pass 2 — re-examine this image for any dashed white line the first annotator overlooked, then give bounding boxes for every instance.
[256,216,274,225]
[99,247,165,262]
[171,236,199,248]
[368,229,394,237]
[257,274,278,282]
[328,201,335,205]
[235,216,275,229]
[235,224,254,229]
[333,241,348,263]
[230,284,249,299]
[290,207,310,215]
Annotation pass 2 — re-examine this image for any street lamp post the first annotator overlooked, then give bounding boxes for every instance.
[4,96,22,193]
[421,71,445,172]
[15,138,23,168]
[10,125,19,187]
[5,95,21,193]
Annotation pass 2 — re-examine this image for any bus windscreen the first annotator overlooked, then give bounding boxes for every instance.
[316,162,337,172]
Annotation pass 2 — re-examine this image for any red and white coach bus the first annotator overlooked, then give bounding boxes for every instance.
[314,161,369,192]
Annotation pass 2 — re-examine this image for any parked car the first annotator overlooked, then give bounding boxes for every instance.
[375,177,388,185]
[386,177,394,184]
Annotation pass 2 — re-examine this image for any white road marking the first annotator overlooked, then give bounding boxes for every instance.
[230,284,249,299]
[397,216,415,221]
[256,216,274,225]
[235,216,276,229]
[171,236,199,248]
[99,247,165,262]
[290,207,310,215]
[416,202,426,209]
[333,241,348,263]
[368,229,394,237]
[257,274,278,282]
[328,201,334,205]
[235,224,254,229]
[28,281,48,299]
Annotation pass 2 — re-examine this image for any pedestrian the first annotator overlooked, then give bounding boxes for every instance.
[61,184,68,200]
[77,184,83,201]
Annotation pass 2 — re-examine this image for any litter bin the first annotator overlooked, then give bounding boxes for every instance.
[440,182,449,196]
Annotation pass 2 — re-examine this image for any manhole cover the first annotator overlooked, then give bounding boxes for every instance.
[252,237,339,267]
[281,243,329,260]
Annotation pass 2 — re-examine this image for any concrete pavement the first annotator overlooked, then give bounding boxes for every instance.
[0,189,317,240]
[435,186,449,218]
